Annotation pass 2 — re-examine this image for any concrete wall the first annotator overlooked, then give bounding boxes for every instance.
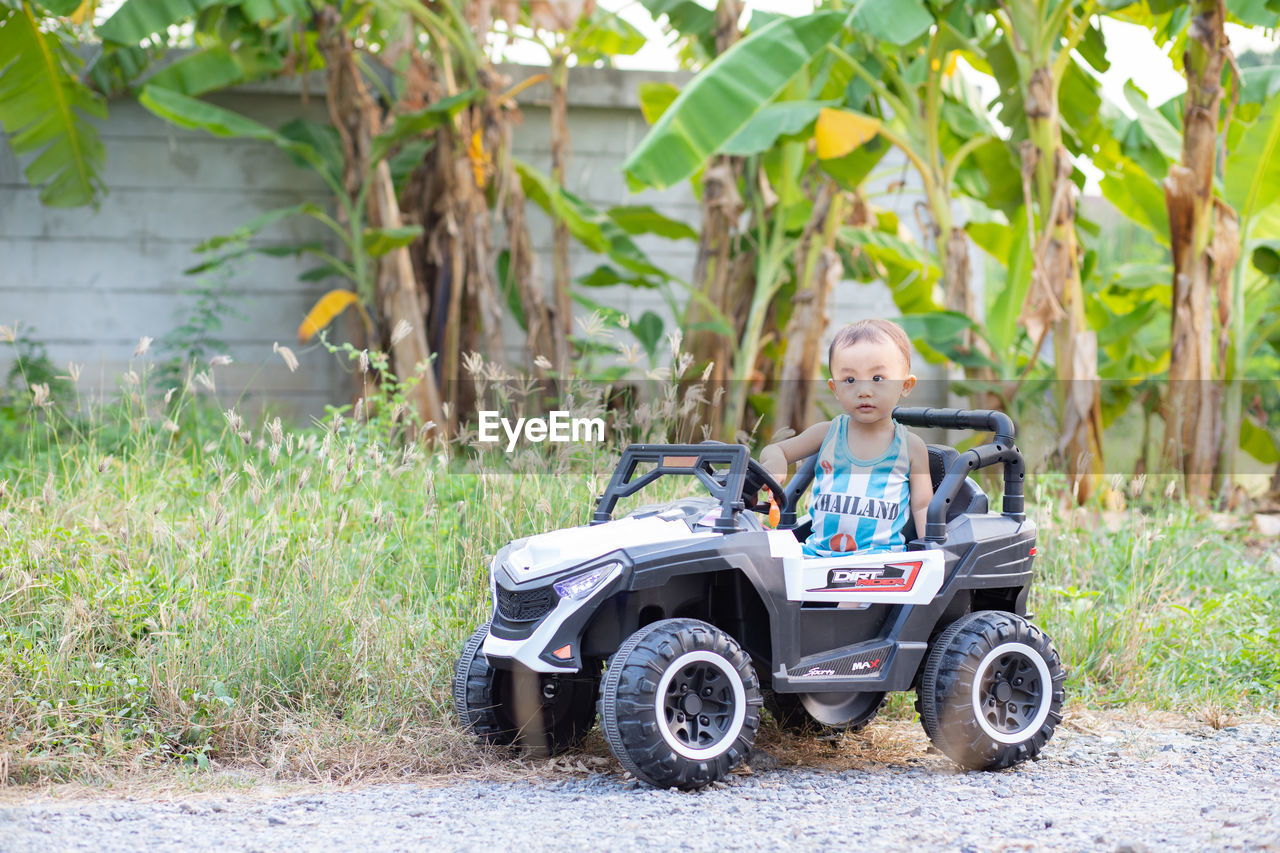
[0,87,344,415]
[0,63,945,419]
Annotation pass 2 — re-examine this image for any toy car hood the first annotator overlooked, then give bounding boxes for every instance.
[501,513,718,582]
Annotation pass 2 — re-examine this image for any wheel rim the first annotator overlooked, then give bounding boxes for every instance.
[654,650,746,760]
[970,641,1053,744]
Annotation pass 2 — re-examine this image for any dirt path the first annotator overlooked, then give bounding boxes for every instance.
[3,716,1277,852]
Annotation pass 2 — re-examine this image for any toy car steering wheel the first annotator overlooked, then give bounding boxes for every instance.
[742,459,786,513]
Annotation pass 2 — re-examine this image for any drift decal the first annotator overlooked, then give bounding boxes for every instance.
[767,535,946,605]
[809,560,922,594]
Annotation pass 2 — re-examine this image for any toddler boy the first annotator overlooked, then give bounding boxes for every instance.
[760,319,932,554]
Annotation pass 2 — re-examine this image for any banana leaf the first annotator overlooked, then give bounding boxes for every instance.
[98,0,224,44]
[1226,95,1280,221]
[1123,81,1182,164]
[1099,156,1170,244]
[623,11,844,189]
[139,84,331,180]
[0,5,106,207]
[141,44,246,96]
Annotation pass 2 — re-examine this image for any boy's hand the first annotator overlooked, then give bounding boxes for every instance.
[758,445,788,484]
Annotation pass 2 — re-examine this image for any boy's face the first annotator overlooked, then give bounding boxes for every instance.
[827,337,917,425]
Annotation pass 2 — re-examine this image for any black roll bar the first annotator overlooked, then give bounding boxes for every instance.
[592,443,750,534]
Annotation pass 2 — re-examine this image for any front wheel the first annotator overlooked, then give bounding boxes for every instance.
[599,618,761,790]
[453,622,598,756]
[917,611,1065,770]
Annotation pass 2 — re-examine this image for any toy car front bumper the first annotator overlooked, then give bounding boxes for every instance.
[482,562,625,673]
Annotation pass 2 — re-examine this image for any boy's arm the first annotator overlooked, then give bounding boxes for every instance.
[758,421,831,483]
[907,433,933,541]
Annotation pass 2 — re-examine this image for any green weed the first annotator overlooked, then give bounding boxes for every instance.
[1030,474,1280,710]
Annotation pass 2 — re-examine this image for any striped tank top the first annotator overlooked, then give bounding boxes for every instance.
[802,416,912,556]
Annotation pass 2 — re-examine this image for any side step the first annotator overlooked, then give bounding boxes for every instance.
[771,639,927,694]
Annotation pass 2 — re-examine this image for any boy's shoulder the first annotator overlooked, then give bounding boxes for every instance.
[902,427,929,459]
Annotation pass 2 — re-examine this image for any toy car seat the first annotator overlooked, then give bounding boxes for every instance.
[781,443,988,547]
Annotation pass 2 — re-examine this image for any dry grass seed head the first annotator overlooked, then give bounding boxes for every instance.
[30,383,51,409]
[461,351,483,377]
[273,342,299,372]
[390,320,413,347]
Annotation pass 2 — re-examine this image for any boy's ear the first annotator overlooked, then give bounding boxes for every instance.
[827,377,836,394]
[901,374,917,396]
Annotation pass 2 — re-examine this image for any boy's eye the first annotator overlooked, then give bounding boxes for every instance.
[873,375,883,382]
[843,377,856,384]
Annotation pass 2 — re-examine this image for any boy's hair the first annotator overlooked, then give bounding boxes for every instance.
[828,319,912,372]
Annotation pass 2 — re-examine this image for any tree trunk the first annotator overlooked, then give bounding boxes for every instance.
[776,186,845,433]
[1163,0,1233,501]
[938,221,1002,411]
[396,46,510,430]
[683,0,743,439]
[686,156,745,437]
[318,12,447,437]
[549,54,573,374]
[1022,66,1103,503]
[498,112,558,374]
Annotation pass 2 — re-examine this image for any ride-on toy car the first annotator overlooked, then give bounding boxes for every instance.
[454,407,1065,789]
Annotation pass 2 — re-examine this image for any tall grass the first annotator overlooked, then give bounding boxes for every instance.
[0,357,1276,784]
[1030,475,1280,711]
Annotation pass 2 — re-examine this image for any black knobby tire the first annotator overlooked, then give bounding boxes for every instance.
[763,690,815,733]
[453,622,598,756]
[763,690,886,735]
[454,623,518,747]
[598,618,762,790]
[917,611,1065,771]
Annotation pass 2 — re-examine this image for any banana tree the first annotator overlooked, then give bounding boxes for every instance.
[0,0,106,207]
[502,1,646,372]
[624,8,850,439]
[99,0,459,430]
[633,0,745,440]
[137,83,484,429]
[815,1,1009,390]
[1160,0,1235,498]
[91,0,563,431]
[1094,0,1280,497]
[625,2,1008,439]
[984,0,1107,502]
[1221,94,1280,488]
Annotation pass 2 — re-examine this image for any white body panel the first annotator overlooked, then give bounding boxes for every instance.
[766,531,945,605]
[505,515,715,582]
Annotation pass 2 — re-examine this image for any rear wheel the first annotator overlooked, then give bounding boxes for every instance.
[599,618,761,790]
[453,623,598,756]
[918,611,1065,770]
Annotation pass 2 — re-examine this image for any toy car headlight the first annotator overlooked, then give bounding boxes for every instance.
[554,562,621,601]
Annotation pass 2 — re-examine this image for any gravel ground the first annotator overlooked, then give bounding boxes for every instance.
[3,720,1278,853]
